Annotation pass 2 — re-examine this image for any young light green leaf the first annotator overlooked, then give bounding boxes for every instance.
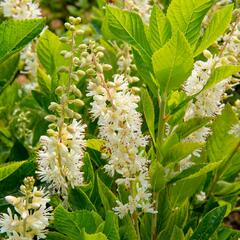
[0,53,19,93]
[37,29,64,76]
[97,175,117,212]
[0,18,45,63]
[149,5,171,51]
[83,231,108,240]
[0,161,26,182]
[189,205,227,240]
[194,4,233,56]
[152,31,193,95]
[86,139,105,152]
[203,65,240,91]
[167,0,213,46]
[106,6,152,65]
[103,211,120,240]
[163,142,204,165]
[207,104,239,163]
[141,88,155,140]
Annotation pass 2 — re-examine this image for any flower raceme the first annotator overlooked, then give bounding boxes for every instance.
[37,17,86,198]
[0,177,52,240]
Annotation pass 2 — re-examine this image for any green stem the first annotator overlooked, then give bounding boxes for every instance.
[152,92,167,240]
[151,192,159,240]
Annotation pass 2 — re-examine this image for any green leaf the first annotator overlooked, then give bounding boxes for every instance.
[0,18,45,63]
[152,31,193,95]
[149,161,167,191]
[47,232,70,240]
[170,225,185,240]
[170,176,204,207]
[149,5,171,51]
[141,88,155,140]
[120,216,138,240]
[189,206,227,240]
[68,187,96,211]
[0,161,26,182]
[54,206,103,240]
[106,6,152,65]
[167,0,213,46]
[163,142,204,165]
[97,175,117,212]
[170,162,221,183]
[194,4,233,56]
[175,117,211,140]
[0,53,19,93]
[37,29,64,76]
[86,139,105,152]
[83,231,108,240]
[203,65,240,91]
[207,105,239,162]
[103,211,120,240]
[32,90,51,112]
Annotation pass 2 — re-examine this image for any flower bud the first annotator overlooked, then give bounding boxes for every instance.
[65,108,74,118]
[71,73,79,82]
[59,37,68,42]
[203,50,212,59]
[69,25,76,31]
[55,86,64,95]
[64,52,73,59]
[64,22,71,30]
[69,16,75,24]
[73,57,80,65]
[58,66,69,73]
[96,63,103,73]
[86,68,96,75]
[96,52,104,58]
[96,46,105,52]
[76,70,86,77]
[48,102,59,111]
[79,44,88,50]
[103,64,112,71]
[74,112,82,119]
[5,196,19,206]
[72,99,84,107]
[45,115,57,122]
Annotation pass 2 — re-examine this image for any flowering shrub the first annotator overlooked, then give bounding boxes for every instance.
[0,0,240,239]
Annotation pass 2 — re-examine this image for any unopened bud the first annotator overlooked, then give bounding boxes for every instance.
[76,70,86,77]
[73,99,84,107]
[71,73,79,82]
[59,37,68,42]
[96,63,103,73]
[76,29,84,35]
[58,66,69,73]
[203,50,212,59]
[55,86,64,95]
[74,112,82,119]
[45,115,57,122]
[103,64,112,71]
[5,196,19,205]
[86,68,96,75]
[64,52,73,59]
[64,22,71,30]
[96,52,104,58]
[48,102,59,111]
[65,108,74,118]
[69,25,76,31]
[96,46,105,52]
[79,44,88,50]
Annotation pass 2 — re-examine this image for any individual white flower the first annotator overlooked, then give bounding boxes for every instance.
[88,74,154,218]
[0,177,52,240]
[196,191,207,202]
[37,120,86,196]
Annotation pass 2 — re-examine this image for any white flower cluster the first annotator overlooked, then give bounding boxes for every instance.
[0,0,41,19]
[37,17,86,198]
[0,177,52,240]
[38,120,86,196]
[88,74,155,218]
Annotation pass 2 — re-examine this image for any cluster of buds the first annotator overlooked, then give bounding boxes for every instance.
[0,177,52,240]
[113,42,140,84]
[37,17,86,198]
[12,109,32,145]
